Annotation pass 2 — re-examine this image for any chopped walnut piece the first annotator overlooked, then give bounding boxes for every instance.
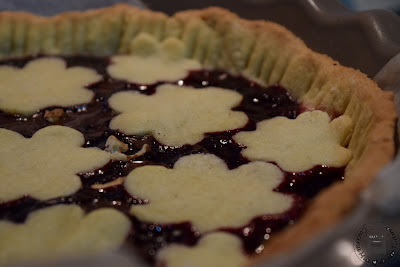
[44,108,65,123]
[105,135,129,153]
[128,144,149,159]
[105,135,149,161]
[91,177,125,189]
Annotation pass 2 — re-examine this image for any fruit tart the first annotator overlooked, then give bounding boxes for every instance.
[0,4,396,267]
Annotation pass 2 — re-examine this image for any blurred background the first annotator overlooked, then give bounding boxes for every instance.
[339,0,400,14]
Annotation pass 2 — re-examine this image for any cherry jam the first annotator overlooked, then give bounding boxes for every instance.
[0,55,344,263]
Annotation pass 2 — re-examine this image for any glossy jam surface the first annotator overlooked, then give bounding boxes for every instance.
[0,56,345,262]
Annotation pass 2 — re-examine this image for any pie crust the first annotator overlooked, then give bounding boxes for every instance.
[0,4,396,265]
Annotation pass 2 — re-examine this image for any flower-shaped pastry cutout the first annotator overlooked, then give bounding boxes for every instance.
[108,33,201,84]
[109,84,248,147]
[0,205,131,265]
[125,154,292,232]
[0,57,101,115]
[233,110,353,172]
[0,126,110,203]
[157,232,247,267]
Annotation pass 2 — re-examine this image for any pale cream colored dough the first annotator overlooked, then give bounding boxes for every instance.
[0,126,110,203]
[233,110,353,172]
[0,205,131,265]
[157,232,247,267]
[125,154,292,233]
[0,57,101,115]
[109,84,248,147]
[108,33,201,84]
[108,55,201,85]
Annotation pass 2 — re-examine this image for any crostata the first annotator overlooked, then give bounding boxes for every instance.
[0,4,396,267]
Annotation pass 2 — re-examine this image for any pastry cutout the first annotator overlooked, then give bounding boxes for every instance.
[233,110,353,172]
[125,154,292,232]
[109,84,248,147]
[157,232,247,267]
[0,126,110,203]
[0,57,101,115]
[0,205,131,265]
[108,33,201,84]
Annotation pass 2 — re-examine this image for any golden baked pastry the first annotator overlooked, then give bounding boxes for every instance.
[0,4,396,267]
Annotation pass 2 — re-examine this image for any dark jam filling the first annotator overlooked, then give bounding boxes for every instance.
[0,55,345,262]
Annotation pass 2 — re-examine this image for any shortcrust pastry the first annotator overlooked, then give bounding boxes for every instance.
[0,4,396,267]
